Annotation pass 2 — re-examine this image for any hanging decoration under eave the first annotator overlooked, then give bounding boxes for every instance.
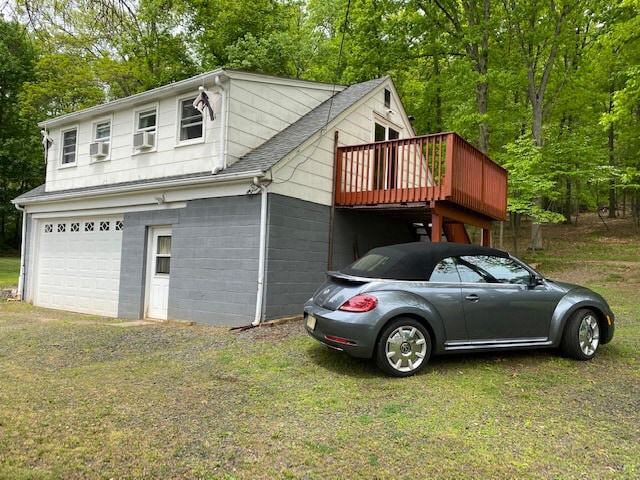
[41,129,53,163]
[193,86,218,121]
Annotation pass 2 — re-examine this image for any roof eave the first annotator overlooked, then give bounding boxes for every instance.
[12,169,265,206]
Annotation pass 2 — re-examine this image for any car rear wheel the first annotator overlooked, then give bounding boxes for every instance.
[375,317,432,377]
[561,308,600,360]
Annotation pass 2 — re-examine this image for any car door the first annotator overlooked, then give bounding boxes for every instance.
[456,255,560,341]
[423,257,468,341]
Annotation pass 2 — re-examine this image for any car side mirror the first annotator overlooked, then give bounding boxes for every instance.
[529,275,544,288]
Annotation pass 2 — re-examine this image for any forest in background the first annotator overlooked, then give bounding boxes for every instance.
[0,0,638,252]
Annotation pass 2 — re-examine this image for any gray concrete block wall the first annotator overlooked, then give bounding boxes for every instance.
[169,196,261,326]
[117,192,415,326]
[263,194,330,321]
[118,196,261,326]
[118,209,180,318]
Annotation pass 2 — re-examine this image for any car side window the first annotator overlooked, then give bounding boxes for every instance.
[458,255,532,284]
[430,257,461,282]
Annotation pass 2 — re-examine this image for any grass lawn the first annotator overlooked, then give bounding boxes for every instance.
[0,215,638,479]
[0,257,20,289]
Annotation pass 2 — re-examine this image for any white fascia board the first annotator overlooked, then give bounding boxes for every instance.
[16,170,265,213]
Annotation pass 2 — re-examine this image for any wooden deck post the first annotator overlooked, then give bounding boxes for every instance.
[482,228,491,247]
[431,211,442,242]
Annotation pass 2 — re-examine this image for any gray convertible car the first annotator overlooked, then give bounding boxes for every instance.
[304,242,615,377]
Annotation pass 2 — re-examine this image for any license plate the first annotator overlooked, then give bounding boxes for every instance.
[306,314,317,330]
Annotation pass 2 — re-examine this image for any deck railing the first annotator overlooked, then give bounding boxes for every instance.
[335,132,507,221]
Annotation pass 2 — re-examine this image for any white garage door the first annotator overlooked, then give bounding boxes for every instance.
[34,216,123,317]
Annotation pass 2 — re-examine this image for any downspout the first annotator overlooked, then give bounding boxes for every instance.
[213,75,228,174]
[14,204,26,300]
[252,177,268,326]
[328,131,339,270]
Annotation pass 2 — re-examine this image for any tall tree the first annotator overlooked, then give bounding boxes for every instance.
[414,0,493,153]
[0,18,42,250]
[501,0,598,249]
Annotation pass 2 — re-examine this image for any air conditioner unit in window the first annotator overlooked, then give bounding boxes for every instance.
[89,141,109,158]
[133,131,155,150]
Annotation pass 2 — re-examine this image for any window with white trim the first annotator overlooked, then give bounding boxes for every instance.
[95,121,111,143]
[61,128,77,165]
[137,108,157,133]
[179,97,203,141]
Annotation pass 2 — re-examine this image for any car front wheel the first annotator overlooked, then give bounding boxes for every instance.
[561,308,601,360]
[375,317,432,377]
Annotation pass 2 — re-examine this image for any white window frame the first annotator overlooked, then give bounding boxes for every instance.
[135,106,157,134]
[93,119,111,143]
[177,96,204,145]
[60,127,78,167]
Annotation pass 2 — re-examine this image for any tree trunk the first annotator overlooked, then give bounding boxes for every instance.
[608,123,616,217]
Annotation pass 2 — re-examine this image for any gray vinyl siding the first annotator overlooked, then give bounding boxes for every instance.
[263,195,330,321]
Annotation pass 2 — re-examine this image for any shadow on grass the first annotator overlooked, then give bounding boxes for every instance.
[305,340,564,378]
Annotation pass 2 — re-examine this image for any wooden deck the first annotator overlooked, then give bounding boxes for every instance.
[334,132,508,243]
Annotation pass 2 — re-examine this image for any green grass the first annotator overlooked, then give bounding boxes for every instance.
[0,216,639,479]
[0,257,19,289]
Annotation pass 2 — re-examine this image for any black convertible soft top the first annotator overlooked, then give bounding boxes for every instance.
[339,242,510,281]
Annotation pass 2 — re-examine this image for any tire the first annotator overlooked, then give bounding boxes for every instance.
[561,308,601,360]
[375,317,432,377]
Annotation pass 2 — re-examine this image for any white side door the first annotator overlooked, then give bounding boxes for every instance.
[146,227,172,319]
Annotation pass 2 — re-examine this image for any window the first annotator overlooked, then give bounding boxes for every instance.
[349,253,391,273]
[84,222,94,232]
[155,236,171,274]
[91,120,111,158]
[384,88,391,109]
[179,98,203,141]
[62,128,77,165]
[430,258,461,282]
[95,121,111,142]
[137,108,157,132]
[373,122,400,189]
[100,221,110,232]
[457,256,532,285]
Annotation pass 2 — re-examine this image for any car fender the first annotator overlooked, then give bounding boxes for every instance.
[549,289,612,345]
[365,290,447,350]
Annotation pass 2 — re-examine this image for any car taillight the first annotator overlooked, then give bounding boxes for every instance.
[339,294,378,312]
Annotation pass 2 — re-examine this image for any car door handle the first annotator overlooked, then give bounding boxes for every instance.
[465,294,480,302]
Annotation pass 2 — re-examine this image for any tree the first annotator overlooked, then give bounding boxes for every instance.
[0,18,42,251]
[501,0,599,249]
